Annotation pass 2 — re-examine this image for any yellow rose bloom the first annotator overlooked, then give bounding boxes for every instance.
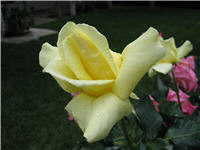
[39,22,165,143]
[149,37,193,76]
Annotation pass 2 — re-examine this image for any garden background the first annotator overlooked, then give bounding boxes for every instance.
[2,1,200,150]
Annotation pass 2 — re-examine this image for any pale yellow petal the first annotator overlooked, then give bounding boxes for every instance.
[152,63,172,74]
[57,22,92,80]
[43,57,82,93]
[39,42,58,68]
[54,77,82,93]
[43,58,114,86]
[77,23,118,76]
[159,37,178,63]
[43,58,114,95]
[57,21,117,80]
[65,25,116,80]
[110,50,122,71]
[130,92,140,100]
[66,92,132,143]
[82,82,114,97]
[177,40,192,60]
[65,93,94,131]
[112,27,165,100]
[148,68,157,77]
[57,22,76,59]
[62,37,92,80]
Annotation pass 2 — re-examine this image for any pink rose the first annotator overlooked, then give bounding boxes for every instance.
[167,89,198,115]
[181,56,196,70]
[159,32,162,37]
[169,56,198,93]
[149,89,198,115]
[149,95,160,112]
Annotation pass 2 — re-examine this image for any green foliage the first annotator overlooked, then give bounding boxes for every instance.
[3,7,33,37]
[151,75,169,102]
[158,101,183,117]
[146,139,173,150]
[77,143,105,150]
[166,119,200,149]
[134,97,163,139]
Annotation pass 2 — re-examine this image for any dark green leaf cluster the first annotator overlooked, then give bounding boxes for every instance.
[2,6,33,37]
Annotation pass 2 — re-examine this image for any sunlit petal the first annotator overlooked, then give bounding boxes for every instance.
[77,23,118,76]
[43,57,82,93]
[43,58,114,95]
[62,37,92,80]
[152,63,172,74]
[39,42,58,68]
[177,40,193,60]
[66,92,132,143]
[110,50,122,71]
[113,27,165,99]
[57,22,117,80]
[159,37,177,63]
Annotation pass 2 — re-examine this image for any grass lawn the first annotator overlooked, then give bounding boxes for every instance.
[2,6,200,150]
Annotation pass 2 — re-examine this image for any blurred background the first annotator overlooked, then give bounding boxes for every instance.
[1,1,200,150]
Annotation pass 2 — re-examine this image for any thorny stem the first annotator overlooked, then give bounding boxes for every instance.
[171,67,182,111]
[121,118,133,150]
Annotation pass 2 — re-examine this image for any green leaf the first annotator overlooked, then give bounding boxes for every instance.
[158,101,183,117]
[134,126,144,144]
[79,142,123,150]
[166,119,200,149]
[134,97,163,139]
[80,143,105,150]
[157,76,168,96]
[146,139,173,150]
[105,122,125,147]
[113,136,126,147]
[72,139,87,150]
[135,142,146,150]
[152,76,169,102]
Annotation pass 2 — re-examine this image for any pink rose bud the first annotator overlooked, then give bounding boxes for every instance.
[167,89,198,115]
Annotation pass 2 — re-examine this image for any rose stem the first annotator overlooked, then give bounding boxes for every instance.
[171,66,182,111]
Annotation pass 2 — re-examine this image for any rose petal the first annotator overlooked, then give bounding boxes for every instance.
[65,92,132,143]
[152,63,172,74]
[113,27,165,99]
[167,89,197,115]
[159,37,178,63]
[43,58,114,96]
[39,42,59,68]
[110,50,122,71]
[57,22,117,80]
[43,57,82,93]
[177,40,193,60]
[62,36,93,80]
[77,23,118,76]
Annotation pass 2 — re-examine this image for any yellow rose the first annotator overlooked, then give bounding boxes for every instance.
[149,37,193,76]
[39,22,165,143]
